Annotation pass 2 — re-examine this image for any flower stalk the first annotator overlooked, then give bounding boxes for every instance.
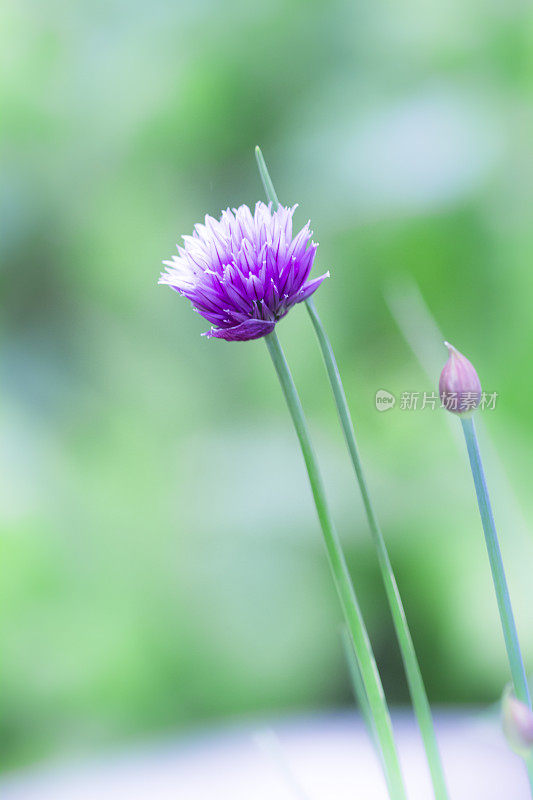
[439,344,532,794]
[461,416,533,795]
[306,298,449,800]
[460,416,530,708]
[342,625,383,764]
[256,145,448,800]
[265,329,407,800]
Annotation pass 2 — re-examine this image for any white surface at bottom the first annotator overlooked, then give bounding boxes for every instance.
[0,710,528,799]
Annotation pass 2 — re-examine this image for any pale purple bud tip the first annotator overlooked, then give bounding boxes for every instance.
[502,686,533,758]
[438,342,482,415]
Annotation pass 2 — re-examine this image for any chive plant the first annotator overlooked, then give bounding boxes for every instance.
[255,146,448,800]
[439,342,533,794]
[159,188,407,798]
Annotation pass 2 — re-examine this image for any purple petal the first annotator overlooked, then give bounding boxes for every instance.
[203,318,276,342]
[161,202,327,337]
[294,271,330,303]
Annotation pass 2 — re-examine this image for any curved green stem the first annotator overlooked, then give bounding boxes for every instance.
[306,298,449,800]
[265,331,407,800]
[461,417,530,707]
[256,144,446,799]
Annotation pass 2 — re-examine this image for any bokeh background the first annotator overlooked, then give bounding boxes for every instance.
[3,0,533,774]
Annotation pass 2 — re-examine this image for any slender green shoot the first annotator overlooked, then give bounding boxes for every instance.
[306,298,448,800]
[256,144,448,800]
[265,330,407,800]
[341,626,384,765]
[461,416,530,706]
[461,415,532,795]
[255,145,280,208]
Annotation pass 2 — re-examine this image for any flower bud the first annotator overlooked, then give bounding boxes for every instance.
[502,685,533,759]
[439,342,481,414]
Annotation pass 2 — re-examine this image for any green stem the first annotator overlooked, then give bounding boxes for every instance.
[341,626,384,765]
[256,144,446,799]
[461,417,530,708]
[461,416,532,795]
[255,145,280,208]
[306,298,449,800]
[265,330,407,800]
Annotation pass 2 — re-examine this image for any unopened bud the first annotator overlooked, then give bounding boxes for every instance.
[502,685,533,759]
[439,342,481,414]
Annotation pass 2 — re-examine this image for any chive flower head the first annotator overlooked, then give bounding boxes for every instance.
[159,202,328,341]
[439,342,482,414]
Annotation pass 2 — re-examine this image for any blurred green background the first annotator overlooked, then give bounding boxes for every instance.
[3,0,533,773]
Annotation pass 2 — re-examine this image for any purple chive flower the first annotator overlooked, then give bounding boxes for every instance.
[159,201,329,341]
[439,341,482,414]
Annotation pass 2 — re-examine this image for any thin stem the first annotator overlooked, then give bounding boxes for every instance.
[265,330,407,800]
[255,146,280,208]
[306,299,449,800]
[341,626,384,765]
[461,416,530,707]
[461,416,532,795]
[256,144,447,799]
